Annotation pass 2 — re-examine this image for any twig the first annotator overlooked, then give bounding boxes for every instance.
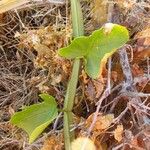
[107,57,112,95]
[119,46,150,125]
[119,47,133,88]
[87,88,111,136]
[112,143,124,150]
[106,0,114,94]
[147,57,150,76]
[53,112,63,130]
[14,9,26,29]
[113,107,129,123]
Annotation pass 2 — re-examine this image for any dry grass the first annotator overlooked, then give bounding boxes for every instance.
[0,2,69,149]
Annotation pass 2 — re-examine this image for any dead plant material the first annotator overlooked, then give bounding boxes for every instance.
[41,133,63,150]
[71,137,96,150]
[85,113,114,132]
[0,3,69,149]
[133,28,150,63]
[90,0,107,27]
[16,25,72,68]
[114,124,123,142]
[15,25,72,94]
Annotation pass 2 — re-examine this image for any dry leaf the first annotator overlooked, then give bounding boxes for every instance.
[71,137,96,150]
[133,28,150,63]
[132,64,144,77]
[41,134,63,150]
[51,74,62,86]
[86,113,114,131]
[93,80,104,98]
[16,25,71,70]
[85,80,96,101]
[115,0,135,9]
[90,0,107,27]
[80,70,89,85]
[135,28,150,39]
[114,125,123,142]
[111,71,118,82]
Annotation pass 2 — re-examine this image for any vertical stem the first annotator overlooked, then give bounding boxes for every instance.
[63,0,84,149]
[70,0,84,37]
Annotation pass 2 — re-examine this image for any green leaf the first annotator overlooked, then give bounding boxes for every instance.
[10,94,58,143]
[58,23,129,78]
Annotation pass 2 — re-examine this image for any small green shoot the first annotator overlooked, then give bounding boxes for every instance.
[10,94,58,143]
[58,23,129,78]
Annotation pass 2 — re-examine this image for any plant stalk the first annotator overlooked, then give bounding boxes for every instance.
[63,0,84,149]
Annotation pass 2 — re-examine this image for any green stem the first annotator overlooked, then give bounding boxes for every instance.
[70,0,84,37]
[64,58,80,111]
[63,0,84,149]
[64,112,74,149]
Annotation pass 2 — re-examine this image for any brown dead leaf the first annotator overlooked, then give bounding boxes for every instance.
[71,137,96,150]
[133,28,150,63]
[85,80,96,101]
[94,140,107,150]
[129,133,149,150]
[114,125,123,142]
[41,134,63,150]
[133,49,150,62]
[51,74,62,86]
[16,25,72,69]
[132,64,144,77]
[93,80,104,98]
[111,71,118,82]
[135,28,150,39]
[90,0,107,27]
[80,70,89,85]
[34,44,51,57]
[33,44,53,68]
[86,113,114,131]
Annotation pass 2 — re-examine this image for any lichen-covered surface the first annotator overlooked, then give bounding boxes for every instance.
[0,0,150,149]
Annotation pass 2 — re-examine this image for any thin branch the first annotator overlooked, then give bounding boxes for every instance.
[119,46,150,125]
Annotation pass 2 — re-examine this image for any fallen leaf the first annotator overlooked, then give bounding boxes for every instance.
[133,28,150,62]
[86,113,114,131]
[71,137,96,150]
[90,0,107,27]
[114,125,123,142]
[132,64,144,77]
[85,80,96,101]
[51,74,62,86]
[135,28,150,39]
[41,134,63,150]
[93,80,104,98]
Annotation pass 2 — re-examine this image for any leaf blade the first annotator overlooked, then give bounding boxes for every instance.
[58,36,90,59]
[10,94,58,143]
[58,23,129,78]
